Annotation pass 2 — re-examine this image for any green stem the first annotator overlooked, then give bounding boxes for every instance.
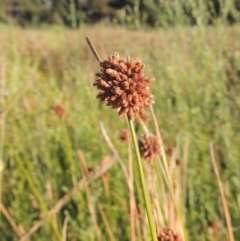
[128,116,158,241]
[14,152,62,241]
[69,0,77,28]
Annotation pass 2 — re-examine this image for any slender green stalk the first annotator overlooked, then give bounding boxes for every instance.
[69,0,77,28]
[150,105,188,241]
[14,152,62,241]
[128,116,158,241]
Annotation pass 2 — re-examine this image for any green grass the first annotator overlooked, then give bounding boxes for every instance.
[0,25,240,241]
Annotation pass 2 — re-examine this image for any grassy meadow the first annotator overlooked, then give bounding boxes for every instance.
[0,25,240,241]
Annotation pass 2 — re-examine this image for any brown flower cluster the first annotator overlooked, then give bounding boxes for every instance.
[138,134,161,161]
[119,129,131,143]
[94,52,155,120]
[53,105,66,119]
[208,220,219,236]
[101,172,110,182]
[157,228,182,241]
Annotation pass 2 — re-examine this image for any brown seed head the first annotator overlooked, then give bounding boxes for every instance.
[119,129,131,143]
[176,158,182,166]
[157,228,183,241]
[53,105,66,119]
[138,134,161,161]
[166,147,175,157]
[101,172,110,182]
[86,166,95,174]
[208,220,219,236]
[94,52,155,120]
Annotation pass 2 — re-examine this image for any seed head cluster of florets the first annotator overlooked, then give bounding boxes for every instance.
[119,129,131,143]
[138,134,161,161]
[53,105,66,119]
[157,228,182,241]
[94,52,155,120]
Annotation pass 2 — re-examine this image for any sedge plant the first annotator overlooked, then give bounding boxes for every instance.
[86,37,159,241]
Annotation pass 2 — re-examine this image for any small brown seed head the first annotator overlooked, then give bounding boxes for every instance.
[157,228,183,241]
[138,134,161,161]
[119,130,131,143]
[53,105,66,119]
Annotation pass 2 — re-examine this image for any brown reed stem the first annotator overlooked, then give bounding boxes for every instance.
[182,136,189,219]
[78,150,102,241]
[0,202,27,238]
[149,105,171,185]
[0,64,6,224]
[62,216,69,241]
[99,121,129,181]
[97,203,117,241]
[210,143,235,241]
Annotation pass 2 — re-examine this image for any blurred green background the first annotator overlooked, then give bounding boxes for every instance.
[0,0,240,28]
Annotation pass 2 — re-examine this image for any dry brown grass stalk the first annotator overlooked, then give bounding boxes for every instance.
[78,150,102,241]
[0,202,29,239]
[97,203,117,241]
[182,137,190,221]
[45,179,57,230]
[149,105,172,186]
[0,63,6,225]
[99,121,129,185]
[101,172,110,198]
[210,143,235,241]
[0,64,6,104]
[145,162,162,229]
[61,216,69,241]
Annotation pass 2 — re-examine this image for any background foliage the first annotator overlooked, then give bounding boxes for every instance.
[0,1,240,241]
[0,25,240,240]
[0,0,240,28]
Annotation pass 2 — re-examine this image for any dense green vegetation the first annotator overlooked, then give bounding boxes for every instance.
[0,24,239,241]
[0,0,240,28]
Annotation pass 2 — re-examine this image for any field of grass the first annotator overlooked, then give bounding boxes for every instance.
[0,24,240,241]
